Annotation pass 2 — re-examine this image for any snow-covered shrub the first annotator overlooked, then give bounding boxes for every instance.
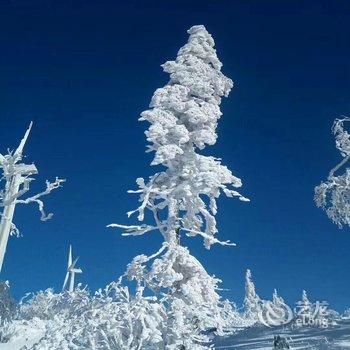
[18,285,90,321]
[27,281,165,350]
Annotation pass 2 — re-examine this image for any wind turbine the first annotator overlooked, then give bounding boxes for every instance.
[0,123,37,273]
[0,122,64,273]
[62,245,82,292]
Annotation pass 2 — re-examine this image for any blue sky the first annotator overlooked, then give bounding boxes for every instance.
[0,0,349,311]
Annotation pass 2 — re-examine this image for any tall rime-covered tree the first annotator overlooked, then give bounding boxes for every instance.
[315,118,350,227]
[243,269,261,322]
[109,25,248,349]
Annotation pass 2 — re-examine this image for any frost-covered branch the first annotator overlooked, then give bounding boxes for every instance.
[181,228,236,247]
[107,223,162,236]
[15,177,65,221]
[9,222,20,238]
[315,117,350,227]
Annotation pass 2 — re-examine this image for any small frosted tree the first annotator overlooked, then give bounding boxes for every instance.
[343,308,350,319]
[0,281,15,324]
[315,117,350,227]
[109,25,248,349]
[294,290,338,328]
[243,269,261,323]
[259,289,292,328]
[295,290,314,324]
[271,289,286,308]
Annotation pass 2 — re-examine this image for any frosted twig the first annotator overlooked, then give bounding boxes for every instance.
[107,223,163,236]
[15,177,65,221]
[181,228,236,247]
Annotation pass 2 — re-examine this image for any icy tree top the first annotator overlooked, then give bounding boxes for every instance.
[296,290,312,311]
[315,118,350,228]
[110,25,248,249]
[244,269,260,302]
[141,24,234,163]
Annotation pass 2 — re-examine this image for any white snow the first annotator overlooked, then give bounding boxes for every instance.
[215,319,350,349]
[0,320,45,350]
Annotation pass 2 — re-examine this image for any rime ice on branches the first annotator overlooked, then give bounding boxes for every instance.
[109,25,248,349]
[315,118,350,227]
[110,25,248,249]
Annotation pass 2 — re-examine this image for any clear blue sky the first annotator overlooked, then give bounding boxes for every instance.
[0,0,349,311]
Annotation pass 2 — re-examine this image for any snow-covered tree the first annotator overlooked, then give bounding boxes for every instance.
[109,25,248,349]
[0,281,15,323]
[315,117,350,227]
[258,289,293,328]
[0,122,64,272]
[295,290,314,324]
[343,308,350,319]
[243,269,261,323]
[295,290,339,328]
[219,299,250,331]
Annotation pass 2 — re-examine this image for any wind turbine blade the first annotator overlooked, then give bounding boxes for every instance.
[69,256,79,270]
[69,271,75,292]
[62,271,69,291]
[14,122,33,159]
[68,245,72,268]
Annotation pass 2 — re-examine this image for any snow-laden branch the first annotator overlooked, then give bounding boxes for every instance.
[15,177,65,221]
[315,117,350,227]
[329,155,350,179]
[181,228,236,247]
[126,177,158,221]
[328,117,350,178]
[9,222,20,237]
[0,122,65,223]
[107,223,162,236]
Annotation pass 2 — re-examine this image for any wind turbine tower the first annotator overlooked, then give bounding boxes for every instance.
[62,245,82,292]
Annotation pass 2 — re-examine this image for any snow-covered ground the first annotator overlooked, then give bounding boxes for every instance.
[0,320,45,350]
[1,319,349,349]
[215,319,350,349]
